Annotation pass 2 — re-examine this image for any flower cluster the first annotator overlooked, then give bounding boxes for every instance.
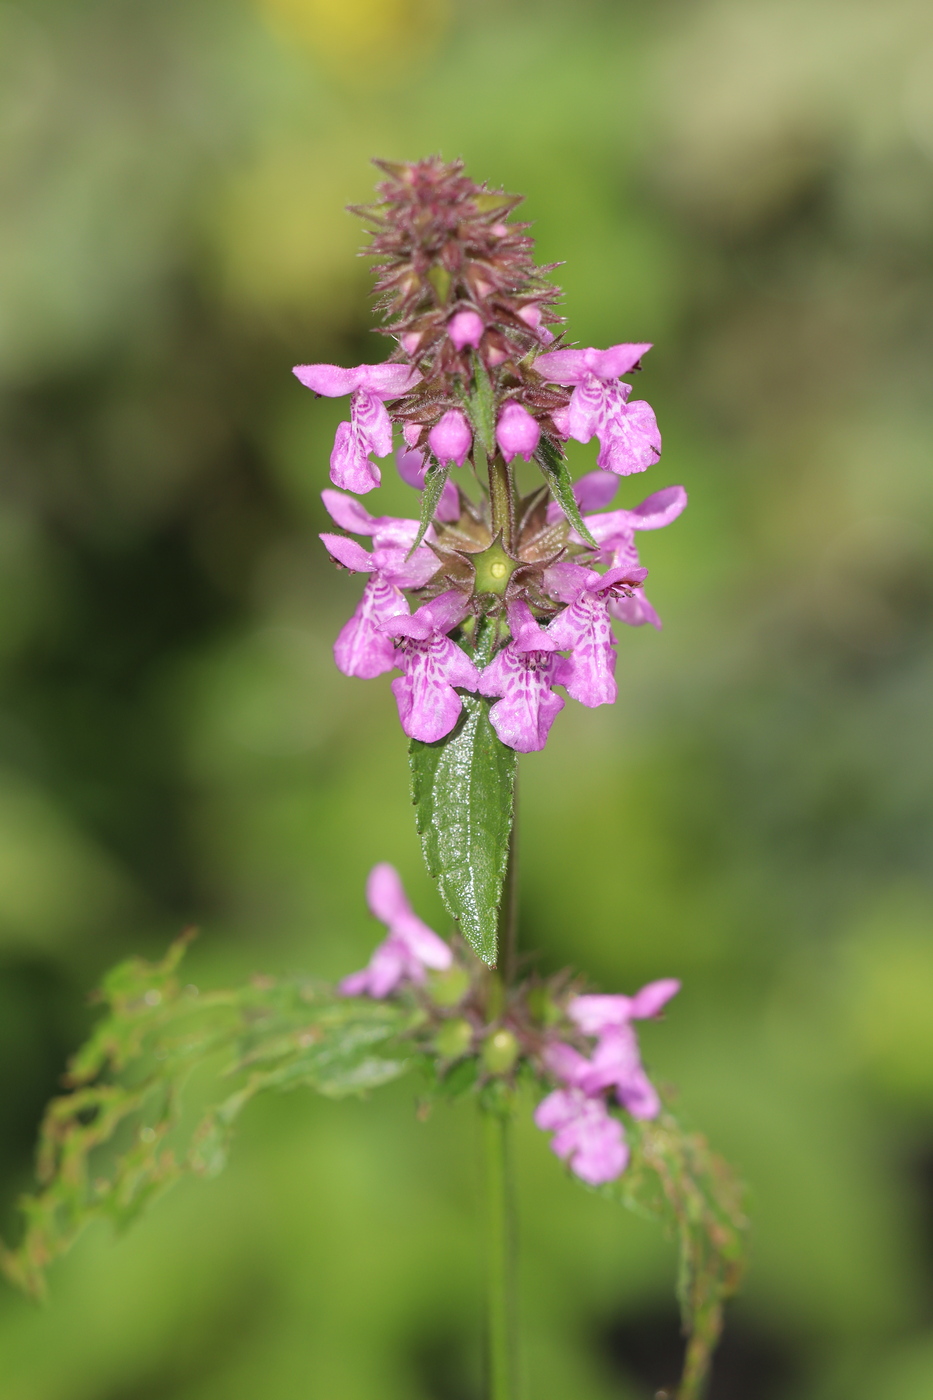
[533,981,679,1184]
[340,863,678,1187]
[295,157,686,752]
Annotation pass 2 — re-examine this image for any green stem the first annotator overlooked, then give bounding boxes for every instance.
[488,454,515,553]
[481,785,520,1400]
[482,1106,517,1400]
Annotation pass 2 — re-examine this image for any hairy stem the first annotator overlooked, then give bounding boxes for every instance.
[481,781,520,1400]
[482,1106,517,1400]
[488,454,515,553]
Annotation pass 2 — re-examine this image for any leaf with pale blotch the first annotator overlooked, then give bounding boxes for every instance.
[535,436,597,548]
[410,694,516,965]
[0,938,413,1299]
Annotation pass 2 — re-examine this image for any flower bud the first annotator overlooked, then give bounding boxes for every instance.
[435,1017,474,1059]
[495,401,540,464]
[426,964,471,1007]
[428,409,472,467]
[526,987,563,1027]
[481,1028,520,1075]
[447,308,484,351]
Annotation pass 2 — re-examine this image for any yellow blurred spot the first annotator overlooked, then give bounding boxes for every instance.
[210,141,371,316]
[257,0,449,78]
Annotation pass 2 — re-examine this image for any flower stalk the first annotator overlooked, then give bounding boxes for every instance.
[482,1105,518,1400]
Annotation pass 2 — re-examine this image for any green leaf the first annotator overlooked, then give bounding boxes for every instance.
[597,1110,748,1400]
[409,452,451,553]
[0,938,414,1298]
[534,436,597,548]
[410,694,516,965]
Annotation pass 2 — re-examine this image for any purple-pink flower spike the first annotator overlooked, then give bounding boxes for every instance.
[339,862,452,998]
[295,157,684,755]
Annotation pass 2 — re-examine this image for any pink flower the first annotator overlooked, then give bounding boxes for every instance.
[536,343,660,476]
[447,308,485,351]
[319,492,438,678]
[293,362,421,494]
[549,979,680,1119]
[541,979,678,1122]
[545,564,649,707]
[568,980,681,1033]
[396,447,460,523]
[339,863,452,999]
[547,478,688,629]
[428,409,472,467]
[478,602,567,752]
[495,401,541,464]
[533,1089,629,1185]
[379,591,481,742]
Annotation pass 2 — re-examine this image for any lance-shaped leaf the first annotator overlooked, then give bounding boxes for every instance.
[535,435,597,547]
[409,694,516,965]
[409,452,451,554]
[0,936,414,1299]
[597,1110,748,1400]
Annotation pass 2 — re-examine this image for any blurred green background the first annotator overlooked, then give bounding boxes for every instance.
[2,0,933,1396]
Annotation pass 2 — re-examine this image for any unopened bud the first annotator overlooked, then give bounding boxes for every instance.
[482,1028,520,1075]
[526,987,563,1027]
[447,308,484,351]
[434,1017,473,1060]
[428,409,472,467]
[496,401,540,464]
[426,964,471,1007]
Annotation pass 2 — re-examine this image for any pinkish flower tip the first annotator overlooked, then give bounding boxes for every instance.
[447,308,484,351]
[428,409,472,467]
[495,400,540,464]
[339,862,453,999]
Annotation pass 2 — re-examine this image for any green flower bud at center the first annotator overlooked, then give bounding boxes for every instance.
[426,965,471,1007]
[434,1017,474,1060]
[471,540,516,596]
[481,1028,520,1075]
